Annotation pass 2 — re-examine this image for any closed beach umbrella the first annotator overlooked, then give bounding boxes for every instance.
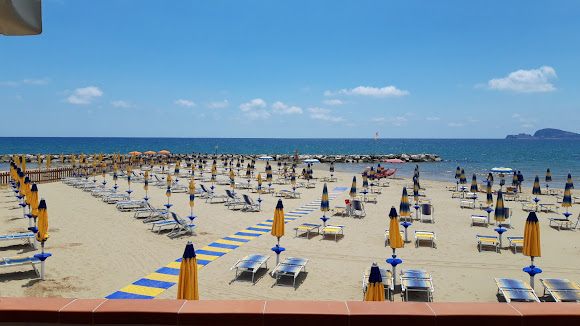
[46,155,51,169]
[291,169,296,186]
[144,171,149,193]
[71,154,76,168]
[175,163,180,177]
[459,168,467,184]
[532,175,541,197]
[455,166,461,179]
[330,162,334,174]
[413,177,419,203]
[167,174,172,187]
[266,163,273,183]
[101,162,106,178]
[36,199,50,243]
[321,183,329,215]
[362,172,369,189]
[30,183,39,217]
[350,176,357,198]
[38,154,41,169]
[257,173,262,194]
[307,163,313,179]
[177,241,199,300]
[188,180,195,216]
[271,199,285,265]
[22,155,26,172]
[562,183,572,213]
[471,173,478,192]
[494,190,505,223]
[365,262,385,301]
[545,167,552,183]
[388,206,404,280]
[567,172,574,189]
[230,170,235,189]
[369,167,375,180]
[486,180,493,205]
[211,166,217,183]
[399,187,411,219]
[246,163,251,179]
[523,211,541,288]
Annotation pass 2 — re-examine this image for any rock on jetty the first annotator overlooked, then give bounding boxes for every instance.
[0,153,441,163]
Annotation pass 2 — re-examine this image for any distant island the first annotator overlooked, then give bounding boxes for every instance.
[506,128,580,139]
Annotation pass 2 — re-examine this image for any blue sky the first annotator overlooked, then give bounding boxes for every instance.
[1,0,579,138]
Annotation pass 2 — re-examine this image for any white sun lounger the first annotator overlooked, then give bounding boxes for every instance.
[294,223,321,239]
[230,254,270,284]
[321,225,344,242]
[271,257,309,289]
[0,232,36,248]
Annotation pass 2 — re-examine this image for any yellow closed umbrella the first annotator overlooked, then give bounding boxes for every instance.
[365,262,385,301]
[46,155,51,169]
[30,183,39,218]
[271,199,285,265]
[22,155,26,172]
[167,174,172,186]
[35,198,52,280]
[387,206,404,286]
[38,153,41,169]
[177,241,199,300]
[523,211,542,288]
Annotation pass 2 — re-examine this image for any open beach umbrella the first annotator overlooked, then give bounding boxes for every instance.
[399,187,411,219]
[365,262,385,301]
[304,158,320,164]
[562,182,572,213]
[259,156,274,161]
[177,241,199,300]
[320,183,329,225]
[350,176,357,198]
[271,199,285,265]
[145,151,156,155]
[567,172,574,189]
[532,175,541,197]
[459,168,467,184]
[471,173,478,192]
[387,206,404,283]
[523,211,541,288]
[159,150,170,154]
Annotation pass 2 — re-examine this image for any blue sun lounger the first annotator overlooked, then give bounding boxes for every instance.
[230,254,270,284]
[271,257,309,289]
[400,269,434,302]
[494,278,540,302]
[540,278,580,302]
[150,212,187,234]
[0,255,41,277]
[0,232,36,248]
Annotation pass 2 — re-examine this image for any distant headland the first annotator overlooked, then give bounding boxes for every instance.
[506,128,580,139]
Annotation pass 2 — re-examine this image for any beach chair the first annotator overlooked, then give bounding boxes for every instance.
[548,218,574,231]
[419,204,435,223]
[540,203,559,213]
[0,255,42,277]
[0,232,36,248]
[522,203,538,212]
[133,202,166,220]
[271,257,309,289]
[363,267,393,301]
[501,207,513,229]
[116,200,148,212]
[507,236,523,254]
[384,230,405,247]
[479,201,493,210]
[166,213,197,239]
[321,225,344,242]
[364,194,378,204]
[540,279,580,302]
[400,269,434,302]
[331,205,349,217]
[284,190,301,199]
[294,223,321,239]
[102,193,130,204]
[230,254,270,284]
[494,278,540,302]
[470,215,488,227]
[476,235,499,253]
[351,200,366,218]
[200,185,227,203]
[224,189,245,210]
[370,186,382,194]
[414,231,436,248]
[460,200,475,209]
[241,194,260,212]
[150,212,187,234]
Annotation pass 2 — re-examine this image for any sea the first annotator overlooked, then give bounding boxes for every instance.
[0,137,578,188]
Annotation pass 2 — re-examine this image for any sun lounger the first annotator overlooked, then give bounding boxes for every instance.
[540,278,580,302]
[363,267,393,301]
[271,257,309,289]
[150,212,187,234]
[0,232,36,248]
[332,206,349,217]
[384,230,405,247]
[415,231,436,248]
[517,195,531,202]
[540,203,559,213]
[0,255,41,277]
[241,194,260,212]
[284,190,301,199]
[133,202,166,220]
[230,254,270,284]
[200,185,227,203]
[400,269,434,302]
[364,194,378,204]
[102,193,130,204]
[225,189,245,210]
[507,236,524,254]
[294,223,321,239]
[471,215,488,227]
[166,213,197,239]
[479,202,493,210]
[321,225,344,242]
[116,200,148,212]
[460,200,475,209]
[477,235,499,253]
[494,278,540,302]
[549,218,574,231]
[522,203,538,212]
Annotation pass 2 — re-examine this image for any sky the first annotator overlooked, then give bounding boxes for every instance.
[1,0,579,138]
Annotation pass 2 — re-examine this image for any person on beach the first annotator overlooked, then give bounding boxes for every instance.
[517,171,524,192]
[487,172,494,184]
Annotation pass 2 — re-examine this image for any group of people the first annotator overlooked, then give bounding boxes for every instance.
[486,171,524,192]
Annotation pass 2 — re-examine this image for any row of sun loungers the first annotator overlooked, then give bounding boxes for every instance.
[230,255,308,289]
[293,223,345,242]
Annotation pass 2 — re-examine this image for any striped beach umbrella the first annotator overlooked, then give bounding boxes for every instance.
[362,172,369,189]
[291,169,296,187]
[350,176,357,198]
[101,162,106,177]
[459,168,467,184]
[369,167,375,180]
[266,163,273,183]
[321,183,329,217]
[271,199,285,265]
[211,165,217,183]
[307,163,313,179]
[486,180,493,205]
[188,180,195,217]
[567,172,574,189]
[532,175,541,197]
[471,173,478,192]
[365,262,385,301]
[523,211,541,288]
[37,154,41,169]
[330,162,334,176]
[175,162,180,176]
[143,170,149,197]
[177,241,199,300]
[455,166,461,179]
[545,167,552,183]
[399,187,411,218]
[494,190,505,223]
[246,163,251,179]
[21,155,26,171]
[413,177,419,203]
[562,182,572,213]
[257,173,262,194]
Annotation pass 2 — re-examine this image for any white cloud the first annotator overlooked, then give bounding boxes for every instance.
[208,100,229,109]
[512,113,537,124]
[174,99,196,108]
[324,86,409,98]
[244,110,270,120]
[111,100,132,108]
[322,99,344,105]
[65,86,103,104]
[448,122,463,127]
[239,98,266,112]
[391,116,407,126]
[426,117,440,121]
[487,66,557,93]
[272,101,303,115]
[307,107,345,122]
[0,77,50,86]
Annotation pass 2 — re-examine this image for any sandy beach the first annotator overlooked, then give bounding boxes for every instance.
[1,161,579,302]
